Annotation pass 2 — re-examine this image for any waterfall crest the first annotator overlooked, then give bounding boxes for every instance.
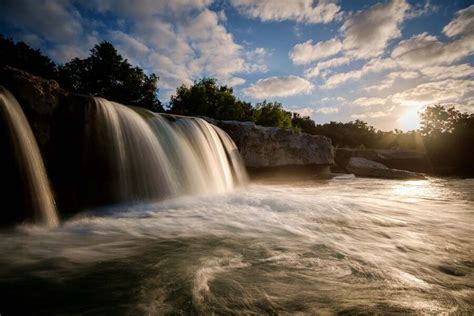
[0,86,58,226]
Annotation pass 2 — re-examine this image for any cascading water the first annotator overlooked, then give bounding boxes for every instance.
[0,86,58,226]
[84,98,247,204]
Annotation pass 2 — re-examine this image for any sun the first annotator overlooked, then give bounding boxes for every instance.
[399,108,421,131]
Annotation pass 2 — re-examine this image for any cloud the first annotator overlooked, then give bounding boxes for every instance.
[290,107,315,117]
[242,75,315,99]
[391,79,474,107]
[1,0,83,42]
[322,58,397,88]
[351,111,389,119]
[304,56,351,78]
[353,97,387,107]
[316,107,339,114]
[230,0,341,24]
[290,38,342,65]
[443,5,474,37]
[391,32,474,68]
[341,0,410,59]
[365,70,419,91]
[420,64,474,81]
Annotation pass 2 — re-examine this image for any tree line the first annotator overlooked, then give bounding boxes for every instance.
[1,34,473,175]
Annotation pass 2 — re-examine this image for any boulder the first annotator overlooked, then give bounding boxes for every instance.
[336,148,430,173]
[346,157,426,180]
[204,118,334,175]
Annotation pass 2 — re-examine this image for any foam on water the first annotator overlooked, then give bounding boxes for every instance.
[0,178,473,314]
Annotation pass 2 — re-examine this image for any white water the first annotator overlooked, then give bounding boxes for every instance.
[0,87,58,226]
[86,98,247,203]
[0,178,472,314]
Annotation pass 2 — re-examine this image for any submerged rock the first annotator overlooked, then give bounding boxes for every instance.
[346,157,426,180]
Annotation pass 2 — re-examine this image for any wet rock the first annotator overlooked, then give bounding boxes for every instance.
[346,157,426,180]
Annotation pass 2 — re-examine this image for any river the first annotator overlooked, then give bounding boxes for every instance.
[1,177,473,314]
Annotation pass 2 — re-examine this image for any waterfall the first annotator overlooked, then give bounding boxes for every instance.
[0,86,58,226]
[84,98,247,204]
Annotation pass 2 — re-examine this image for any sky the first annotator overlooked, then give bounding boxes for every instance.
[1,0,473,131]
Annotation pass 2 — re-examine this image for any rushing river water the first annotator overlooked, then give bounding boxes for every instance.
[1,177,473,315]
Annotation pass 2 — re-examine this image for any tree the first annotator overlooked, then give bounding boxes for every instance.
[58,41,163,112]
[170,78,252,121]
[292,113,317,134]
[0,34,57,79]
[252,101,293,129]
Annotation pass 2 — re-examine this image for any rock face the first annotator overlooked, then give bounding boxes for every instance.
[336,148,430,173]
[0,66,62,147]
[346,157,426,180]
[205,118,334,174]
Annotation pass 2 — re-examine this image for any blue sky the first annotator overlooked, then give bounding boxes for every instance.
[1,0,473,130]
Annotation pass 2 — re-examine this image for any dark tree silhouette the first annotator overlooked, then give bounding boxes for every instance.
[0,34,57,79]
[58,41,163,112]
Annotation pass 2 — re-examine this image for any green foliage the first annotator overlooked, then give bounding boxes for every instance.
[57,41,163,112]
[0,34,57,79]
[292,113,316,134]
[252,101,293,128]
[170,78,252,121]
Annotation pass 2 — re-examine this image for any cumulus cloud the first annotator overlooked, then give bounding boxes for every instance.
[316,107,339,114]
[420,64,474,81]
[443,5,474,37]
[353,97,387,107]
[341,0,410,59]
[290,38,342,65]
[365,70,419,91]
[322,58,397,88]
[391,32,474,68]
[391,79,474,107]
[0,0,268,95]
[304,56,351,78]
[230,0,341,24]
[242,76,315,99]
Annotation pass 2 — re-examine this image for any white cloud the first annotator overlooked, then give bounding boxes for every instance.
[290,107,315,117]
[322,58,397,89]
[391,79,474,107]
[222,77,246,87]
[304,56,351,78]
[290,38,342,65]
[420,64,474,81]
[443,5,474,37]
[316,107,339,114]
[242,75,315,99]
[341,0,410,59]
[353,97,387,107]
[391,32,474,68]
[365,70,419,91]
[351,111,389,119]
[230,0,341,24]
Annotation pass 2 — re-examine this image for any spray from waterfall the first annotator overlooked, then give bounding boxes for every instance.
[0,86,58,226]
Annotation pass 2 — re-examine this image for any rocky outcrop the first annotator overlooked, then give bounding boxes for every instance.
[346,157,426,180]
[336,148,430,173]
[0,66,63,147]
[204,118,334,176]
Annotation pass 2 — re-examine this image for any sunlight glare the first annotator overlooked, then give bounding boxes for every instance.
[399,108,421,131]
